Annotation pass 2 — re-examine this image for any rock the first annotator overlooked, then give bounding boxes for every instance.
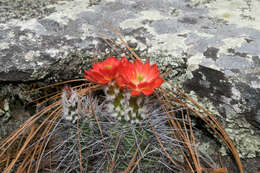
[0,0,260,171]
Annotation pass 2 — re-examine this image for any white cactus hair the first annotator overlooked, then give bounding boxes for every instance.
[61,85,104,122]
[61,86,79,121]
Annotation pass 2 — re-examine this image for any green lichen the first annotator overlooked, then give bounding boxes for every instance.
[220,116,260,158]
[142,51,188,84]
[198,140,221,157]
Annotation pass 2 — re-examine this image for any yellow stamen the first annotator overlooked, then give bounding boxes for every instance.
[137,74,144,82]
[106,65,112,69]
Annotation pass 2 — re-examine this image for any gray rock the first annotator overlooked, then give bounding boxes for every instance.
[0,0,260,167]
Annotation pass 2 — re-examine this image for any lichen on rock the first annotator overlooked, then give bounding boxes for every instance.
[220,116,260,158]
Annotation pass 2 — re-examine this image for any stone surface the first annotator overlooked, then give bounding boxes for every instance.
[0,0,260,170]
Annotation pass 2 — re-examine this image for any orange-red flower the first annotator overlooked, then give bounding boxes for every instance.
[85,56,163,96]
[115,57,132,88]
[84,57,120,84]
[117,59,163,96]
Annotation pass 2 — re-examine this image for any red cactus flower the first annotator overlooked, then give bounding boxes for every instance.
[84,57,120,84]
[115,57,132,88]
[117,59,163,96]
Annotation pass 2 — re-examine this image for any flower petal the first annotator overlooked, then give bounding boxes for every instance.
[131,90,140,96]
[84,57,121,84]
[152,77,163,88]
[142,88,154,96]
[117,58,163,95]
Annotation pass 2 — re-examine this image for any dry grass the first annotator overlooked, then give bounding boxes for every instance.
[0,30,243,173]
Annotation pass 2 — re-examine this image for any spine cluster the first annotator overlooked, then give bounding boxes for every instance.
[104,82,148,123]
[61,86,79,123]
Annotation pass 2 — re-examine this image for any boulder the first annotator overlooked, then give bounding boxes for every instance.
[0,0,259,171]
